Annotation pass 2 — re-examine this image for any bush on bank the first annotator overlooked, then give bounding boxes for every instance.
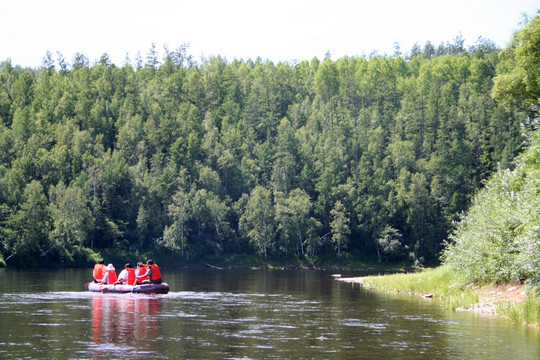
[442,129,540,285]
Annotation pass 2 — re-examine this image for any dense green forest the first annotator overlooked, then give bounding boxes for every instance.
[0,19,535,267]
[443,13,540,285]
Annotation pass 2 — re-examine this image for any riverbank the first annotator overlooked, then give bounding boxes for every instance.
[159,254,415,273]
[337,265,540,328]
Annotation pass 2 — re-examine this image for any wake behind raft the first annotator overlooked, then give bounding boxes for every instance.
[86,282,170,294]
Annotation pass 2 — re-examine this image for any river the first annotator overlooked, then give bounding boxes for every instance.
[0,268,538,359]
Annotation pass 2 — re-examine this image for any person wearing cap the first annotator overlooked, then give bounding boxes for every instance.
[115,263,136,285]
[100,264,118,284]
[93,260,106,283]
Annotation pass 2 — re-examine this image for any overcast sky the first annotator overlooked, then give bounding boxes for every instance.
[0,0,538,68]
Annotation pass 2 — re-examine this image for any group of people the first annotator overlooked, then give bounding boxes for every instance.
[93,260,162,285]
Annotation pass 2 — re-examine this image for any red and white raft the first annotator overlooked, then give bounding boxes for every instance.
[86,282,170,294]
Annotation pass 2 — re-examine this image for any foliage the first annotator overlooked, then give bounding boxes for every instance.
[376,225,406,261]
[442,129,540,284]
[492,11,540,114]
[330,200,350,258]
[239,186,275,258]
[0,27,533,266]
[443,14,540,285]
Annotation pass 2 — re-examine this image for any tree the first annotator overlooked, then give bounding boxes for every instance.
[275,188,313,256]
[56,52,68,74]
[49,183,94,255]
[145,43,160,71]
[492,12,540,114]
[165,188,190,257]
[330,200,350,258]
[11,72,34,110]
[239,186,275,258]
[136,204,149,250]
[169,43,193,68]
[376,225,406,261]
[41,51,55,74]
[0,38,529,267]
[443,129,540,284]
[443,13,540,284]
[271,118,300,193]
[205,192,230,251]
[5,181,51,264]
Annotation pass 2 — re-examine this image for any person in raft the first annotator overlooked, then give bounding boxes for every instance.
[136,260,162,284]
[135,262,149,284]
[100,264,118,284]
[93,260,106,283]
[115,263,136,285]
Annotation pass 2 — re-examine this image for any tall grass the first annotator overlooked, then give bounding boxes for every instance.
[498,297,540,326]
[362,265,479,310]
[362,265,540,326]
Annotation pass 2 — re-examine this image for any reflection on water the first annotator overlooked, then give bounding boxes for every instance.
[0,268,539,359]
[90,294,163,359]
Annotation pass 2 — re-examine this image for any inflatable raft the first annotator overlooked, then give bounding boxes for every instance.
[86,282,170,294]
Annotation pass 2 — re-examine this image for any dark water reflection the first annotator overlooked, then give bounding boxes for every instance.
[0,268,539,359]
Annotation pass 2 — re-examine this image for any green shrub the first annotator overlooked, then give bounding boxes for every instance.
[377,225,407,261]
[442,129,540,285]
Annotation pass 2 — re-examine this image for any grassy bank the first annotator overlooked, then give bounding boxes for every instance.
[498,298,540,326]
[360,265,540,327]
[362,265,480,310]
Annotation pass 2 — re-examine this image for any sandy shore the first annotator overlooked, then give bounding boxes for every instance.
[334,276,364,284]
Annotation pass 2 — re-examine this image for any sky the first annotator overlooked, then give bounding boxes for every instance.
[0,0,538,68]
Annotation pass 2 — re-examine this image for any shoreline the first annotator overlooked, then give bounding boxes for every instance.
[336,275,537,327]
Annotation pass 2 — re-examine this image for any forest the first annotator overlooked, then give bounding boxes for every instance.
[443,13,540,285]
[0,19,536,267]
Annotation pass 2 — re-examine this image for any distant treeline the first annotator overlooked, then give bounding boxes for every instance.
[0,36,530,267]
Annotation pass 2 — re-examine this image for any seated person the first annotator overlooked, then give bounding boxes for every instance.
[115,263,136,285]
[101,264,117,284]
[136,260,162,284]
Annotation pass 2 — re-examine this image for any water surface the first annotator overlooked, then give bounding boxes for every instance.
[0,268,538,359]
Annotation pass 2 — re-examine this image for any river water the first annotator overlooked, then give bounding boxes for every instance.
[0,268,538,359]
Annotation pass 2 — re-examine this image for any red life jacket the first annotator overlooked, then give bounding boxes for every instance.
[126,268,136,285]
[149,264,162,281]
[106,269,117,284]
[93,264,105,282]
[137,266,150,284]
